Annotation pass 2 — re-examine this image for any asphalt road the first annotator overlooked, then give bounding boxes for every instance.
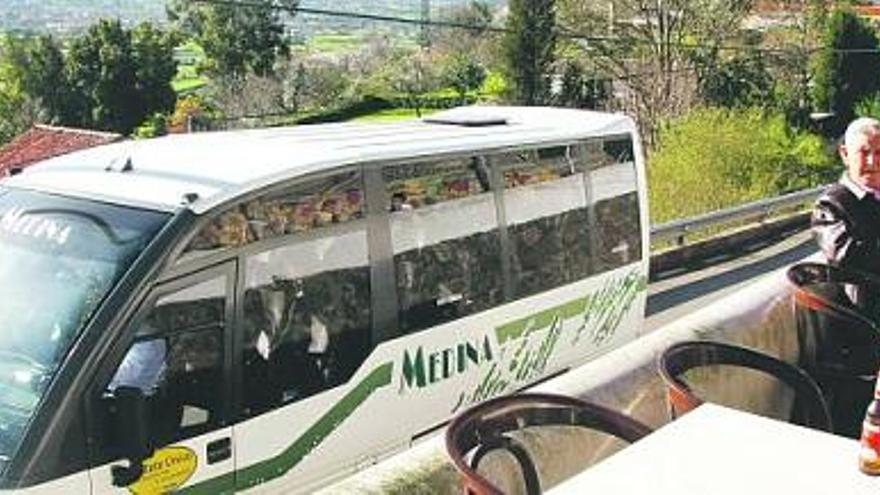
[644,228,817,333]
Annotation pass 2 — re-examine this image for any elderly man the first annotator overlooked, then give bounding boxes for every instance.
[809,117,880,438]
[813,117,880,281]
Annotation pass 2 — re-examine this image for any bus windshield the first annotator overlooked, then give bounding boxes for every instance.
[0,188,169,472]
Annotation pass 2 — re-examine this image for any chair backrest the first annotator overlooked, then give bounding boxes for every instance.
[445,392,652,495]
[658,340,832,432]
[786,262,880,436]
[786,262,880,334]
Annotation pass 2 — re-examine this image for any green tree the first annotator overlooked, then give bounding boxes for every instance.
[0,35,46,145]
[17,35,67,123]
[552,58,608,109]
[66,20,139,132]
[0,40,28,145]
[442,53,487,104]
[503,0,556,105]
[168,0,298,79]
[693,47,772,109]
[63,19,177,134]
[131,23,180,128]
[811,8,880,130]
[382,50,442,118]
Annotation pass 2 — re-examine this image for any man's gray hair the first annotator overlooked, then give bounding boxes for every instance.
[844,117,880,149]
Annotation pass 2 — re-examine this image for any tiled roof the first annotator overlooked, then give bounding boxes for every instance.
[854,5,880,18]
[0,124,123,176]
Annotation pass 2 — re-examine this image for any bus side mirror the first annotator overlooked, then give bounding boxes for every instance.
[110,386,153,487]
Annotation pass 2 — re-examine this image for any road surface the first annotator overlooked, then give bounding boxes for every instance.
[645,229,816,332]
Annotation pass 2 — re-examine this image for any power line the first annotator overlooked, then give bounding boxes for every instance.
[190,0,880,56]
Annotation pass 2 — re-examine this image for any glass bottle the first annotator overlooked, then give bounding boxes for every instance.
[859,373,880,476]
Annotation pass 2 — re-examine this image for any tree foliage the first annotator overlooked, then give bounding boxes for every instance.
[168,0,298,79]
[692,47,773,109]
[62,19,178,134]
[441,53,487,103]
[649,107,835,223]
[811,8,880,129]
[552,57,608,109]
[558,0,751,142]
[0,37,32,145]
[503,0,556,105]
[17,35,67,122]
[370,50,443,117]
[2,21,178,136]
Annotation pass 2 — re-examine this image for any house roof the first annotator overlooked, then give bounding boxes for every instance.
[0,124,123,175]
[5,106,637,214]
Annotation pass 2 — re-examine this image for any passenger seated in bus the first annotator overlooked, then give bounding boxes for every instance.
[242,281,326,413]
[390,192,412,212]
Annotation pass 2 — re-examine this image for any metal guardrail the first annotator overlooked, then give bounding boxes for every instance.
[651,184,829,246]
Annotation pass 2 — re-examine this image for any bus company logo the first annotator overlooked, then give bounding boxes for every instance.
[0,207,71,246]
[399,336,494,392]
[128,446,198,495]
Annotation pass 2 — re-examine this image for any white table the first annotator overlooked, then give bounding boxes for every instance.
[547,403,880,494]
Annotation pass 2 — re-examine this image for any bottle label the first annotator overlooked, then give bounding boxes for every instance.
[860,422,880,472]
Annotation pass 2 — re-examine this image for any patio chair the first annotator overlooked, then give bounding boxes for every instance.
[787,262,880,437]
[445,392,653,495]
[659,340,832,432]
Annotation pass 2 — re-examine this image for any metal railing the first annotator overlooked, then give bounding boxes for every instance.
[651,184,828,246]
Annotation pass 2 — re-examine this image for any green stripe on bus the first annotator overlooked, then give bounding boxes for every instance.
[179,361,394,494]
[495,296,588,345]
[493,270,646,345]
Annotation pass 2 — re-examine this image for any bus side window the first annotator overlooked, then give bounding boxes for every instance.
[96,276,227,459]
[384,157,503,334]
[588,137,642,273]
[239,173,371,418]
[495,146,586,299]
[181,171,365,259]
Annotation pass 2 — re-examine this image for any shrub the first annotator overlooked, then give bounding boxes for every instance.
[649,107,836,224]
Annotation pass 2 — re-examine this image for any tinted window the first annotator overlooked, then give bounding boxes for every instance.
[240,173,371,417]
[495,147,589,298]
[575,136,642,273]
[98,275,228,459]
[184,171,365,255]
[593,192,642,271]
[384,157,503,334]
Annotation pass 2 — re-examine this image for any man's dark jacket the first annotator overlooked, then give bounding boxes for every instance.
[812,181,880,278]
[809,181,880,437]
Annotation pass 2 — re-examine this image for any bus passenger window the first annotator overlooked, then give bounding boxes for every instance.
[594,192,642,272]
[98,276,227,456]
[384,158,503,334]
[584,136,642,273]
[496,147,587,298]
[181,171,364,258]
[239,173,371,417]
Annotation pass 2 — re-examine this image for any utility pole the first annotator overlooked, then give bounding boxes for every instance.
[420,0,431,47]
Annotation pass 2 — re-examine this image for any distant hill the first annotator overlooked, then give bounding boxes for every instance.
[0,0,506,37]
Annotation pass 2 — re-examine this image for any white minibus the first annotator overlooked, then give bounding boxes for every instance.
[0,106,648,493]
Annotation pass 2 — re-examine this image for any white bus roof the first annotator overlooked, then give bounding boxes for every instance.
[4,106,636,214]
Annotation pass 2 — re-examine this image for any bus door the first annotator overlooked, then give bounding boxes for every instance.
[86,262,236,494]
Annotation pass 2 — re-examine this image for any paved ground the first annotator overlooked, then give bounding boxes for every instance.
[644,229,817,333]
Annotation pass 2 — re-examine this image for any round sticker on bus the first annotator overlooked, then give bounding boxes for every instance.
[129,446,198,495]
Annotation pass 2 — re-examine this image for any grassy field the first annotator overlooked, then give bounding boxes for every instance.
[173,41,208,95]
[172,77,207,94]
[307,34,365,54]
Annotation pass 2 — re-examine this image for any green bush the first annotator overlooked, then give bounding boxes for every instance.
[855,93,880,120]
[649,107,836,224]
